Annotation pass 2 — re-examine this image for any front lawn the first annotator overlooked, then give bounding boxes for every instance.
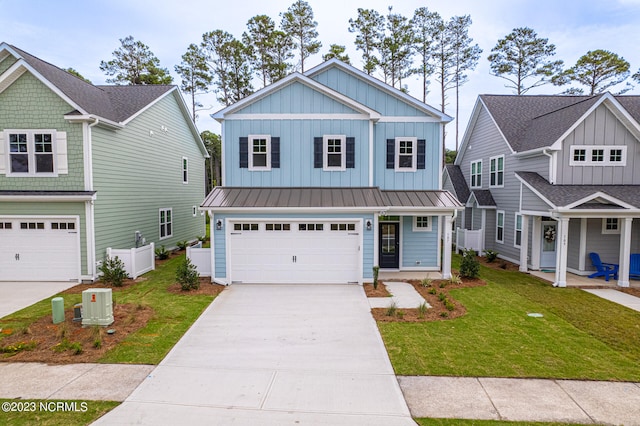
[0,255,217,365]
[0,399,119,426]
[380,256,640,381]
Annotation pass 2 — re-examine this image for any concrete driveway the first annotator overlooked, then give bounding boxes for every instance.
[94,284,415,425]
[0,281,78,319]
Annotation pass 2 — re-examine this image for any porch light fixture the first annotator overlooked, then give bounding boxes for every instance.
[216,219,223,230]
[366,220,372,231]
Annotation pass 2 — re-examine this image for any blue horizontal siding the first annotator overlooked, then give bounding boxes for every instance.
[401,216,439,268]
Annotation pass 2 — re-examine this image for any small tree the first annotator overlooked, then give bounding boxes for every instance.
[99,256,128,287]
[176,257,200,291]
[459,249,480,279]
[373,265,380,290]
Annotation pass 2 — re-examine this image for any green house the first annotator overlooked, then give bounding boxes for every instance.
[0,43,208,282]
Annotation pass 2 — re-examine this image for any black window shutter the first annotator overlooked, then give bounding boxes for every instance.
[314,137,323,168]
[386,139,395,169]
[417,139,426,169]
[346,137,355,168]
[239,137,248,168]
[271,137,280,168]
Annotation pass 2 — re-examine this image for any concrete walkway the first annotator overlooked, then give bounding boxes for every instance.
[93,284,415,425]
[400,376,640,425]
[0,281,78,318]
[584,288,640,311]
[368,281,428,309]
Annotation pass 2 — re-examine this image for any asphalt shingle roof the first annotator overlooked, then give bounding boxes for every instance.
[9,44,174,123]
[470,190,496,207]
[516,171,640,209]
[479,94,640,152]
[444,165,470,204]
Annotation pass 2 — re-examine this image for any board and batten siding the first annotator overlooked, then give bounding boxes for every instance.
[211,213,375,280]
[0,202,88,275]
[92,93,206,261]
[401,216,439,267]
[310,67,424,117]
[235,81,360,115]
[0,72,85,190]
[373,121,440,190]
[224,118,369,187]
[556,104,640,185]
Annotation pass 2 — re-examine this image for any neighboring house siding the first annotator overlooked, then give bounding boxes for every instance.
[0,72,84,190]
[0,201,88,274]
[401,216,439,267]
[211,212,375,279]
[374,122,440,190]
[310,67,424,116]
[521,185,552,212]
[567,219,581,271]
[584,218,621,266]
[235,82,360,114]
[92,94,205,260]
[556,104,640,185]
[224,118,369,187]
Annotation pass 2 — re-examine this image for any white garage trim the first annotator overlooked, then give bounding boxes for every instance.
[225,217,363,284]
[0,215,81,282]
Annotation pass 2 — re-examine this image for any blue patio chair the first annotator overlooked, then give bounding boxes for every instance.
[630,254,640,280]
[588,253,619,281]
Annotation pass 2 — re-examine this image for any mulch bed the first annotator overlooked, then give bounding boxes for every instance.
[0,303,153,364]
[371,274,486,323]
[363,282,392,297]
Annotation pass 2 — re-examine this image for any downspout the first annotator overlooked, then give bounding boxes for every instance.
[542,149,555,184]
[86,118,99,280]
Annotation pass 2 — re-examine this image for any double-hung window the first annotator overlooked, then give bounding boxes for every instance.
[396,137,417,171]
[324,135,345,170]
[489,155,504,187]
[159,208,172,239]
[514,213,522,247]
[6,130,56,176]
[496,210,505,243]
[249,135,270,170]
[182,157,188,184]
[470,160,482,188]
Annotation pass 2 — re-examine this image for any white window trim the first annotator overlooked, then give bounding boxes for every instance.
[4,129,58,177]
[470,159,482,188]
[489,155,504,188]
[496,210,505,244]
[182,157,188,184]
[248,134,271,171]
[395,136,417,172]
[514,213,522,248]
[412,216,432,232]
[601,218,621,234]
[569,145,627,166]
[159,208,173,240]
[323,134,346,171]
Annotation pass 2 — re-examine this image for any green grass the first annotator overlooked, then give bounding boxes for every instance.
[380,256,640,381]
[415,419,591,426]
[0,255,215,365]
[0,399,119,425]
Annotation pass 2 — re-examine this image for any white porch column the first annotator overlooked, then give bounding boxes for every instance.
[373,214,380,267]
[519,214,529,272]
[617,217,632,288]
[209,211,215,283]
[442,214,453,279]
[531,217,541,270]
[554,217,569,287]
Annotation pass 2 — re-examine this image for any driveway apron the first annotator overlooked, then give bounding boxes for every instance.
[94,284,415,425]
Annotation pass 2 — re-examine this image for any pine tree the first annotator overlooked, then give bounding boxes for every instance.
[174,44,211,121]
[100,36,172,85]
[348,8,384,75]
[554,49,631,95]
[280,0,321,72]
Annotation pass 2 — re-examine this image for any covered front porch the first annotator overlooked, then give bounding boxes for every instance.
[529,269,640,289]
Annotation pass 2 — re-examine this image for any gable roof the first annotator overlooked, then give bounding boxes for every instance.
[211,71,381,121]
[2,43,175,124]
[515,171,640,210]
[443,165,470,204]
[472,94,640,154]
[305,58,452,122]
[468,190,496,208]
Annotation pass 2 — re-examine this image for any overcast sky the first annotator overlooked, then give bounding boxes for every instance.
[2,0,640,149]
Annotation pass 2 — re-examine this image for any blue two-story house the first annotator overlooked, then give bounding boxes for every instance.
[200,59,462,284]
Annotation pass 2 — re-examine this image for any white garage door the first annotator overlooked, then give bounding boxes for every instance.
[228,220,361,284]
[0,217,80,282]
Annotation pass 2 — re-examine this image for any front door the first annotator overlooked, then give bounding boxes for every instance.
[540,221,557,270]
[379,222,399,268]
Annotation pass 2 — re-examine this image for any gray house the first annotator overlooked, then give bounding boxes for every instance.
[0,43,208,282]
[445,93,640,287]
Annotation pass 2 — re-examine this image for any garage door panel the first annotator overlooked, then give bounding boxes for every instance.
[229,221,360,284]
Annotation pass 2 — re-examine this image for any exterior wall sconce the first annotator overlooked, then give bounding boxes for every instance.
[366,220,372,231]
[216,219,223,230]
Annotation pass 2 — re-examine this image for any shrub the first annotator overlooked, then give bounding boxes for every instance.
[176,240,189,250]
[448,273,463,285]
[417,302,429,318]
[440,311,449,318]
[428,287,437,295]
[438,292,447,302]
[155,245,170,260]
[459,249,480,279]
[420,277,432,287]
[99,256,128,287]
[484,249,499,263]
[373,266,380,290]
[176,257,200,291]
[385,301,397,317]
[445,299,456,311]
